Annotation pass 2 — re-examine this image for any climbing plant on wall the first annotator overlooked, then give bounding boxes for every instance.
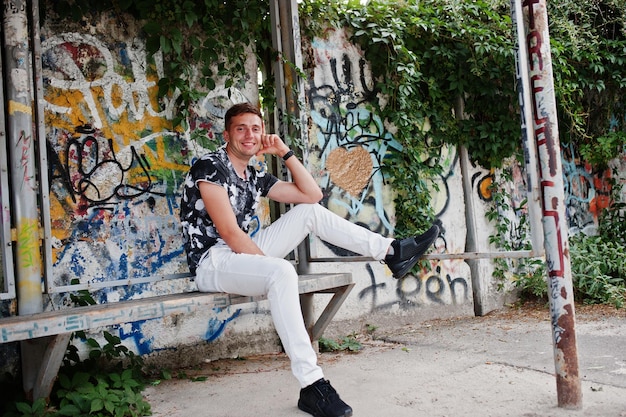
[44,0,273,148]
[548,0,626,168]
[45,0,626,238]
[307,0,521,236]
[301,0,522,236]
[301,0,626,237]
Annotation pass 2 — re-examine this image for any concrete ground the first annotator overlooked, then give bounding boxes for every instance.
[143,303,626,417]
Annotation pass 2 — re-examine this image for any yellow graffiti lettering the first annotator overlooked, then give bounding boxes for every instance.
[46,82,171,146]
[44,89,90,131]
[17,218,42,270]
[8,100,32,115]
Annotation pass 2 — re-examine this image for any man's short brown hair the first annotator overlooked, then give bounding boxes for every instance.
[224,103,262,130]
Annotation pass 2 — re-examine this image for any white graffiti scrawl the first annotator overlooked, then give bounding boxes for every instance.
[42,32,178,128]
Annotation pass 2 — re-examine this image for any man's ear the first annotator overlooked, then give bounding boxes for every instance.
[223,130,229,142]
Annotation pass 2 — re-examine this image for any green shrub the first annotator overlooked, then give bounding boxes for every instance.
[570,218,626,309]
[569,177,626,308]
[3,330,151,417]
[3,282,151,417]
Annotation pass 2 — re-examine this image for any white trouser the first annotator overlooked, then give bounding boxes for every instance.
[195,203,394,388]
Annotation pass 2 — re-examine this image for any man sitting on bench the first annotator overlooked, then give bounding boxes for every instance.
[179,103,439,417]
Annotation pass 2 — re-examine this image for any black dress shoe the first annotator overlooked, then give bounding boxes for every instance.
[384,224,440,279]
[298,378,353,417]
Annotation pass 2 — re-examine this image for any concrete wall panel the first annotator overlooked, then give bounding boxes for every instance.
[303,29,475,321]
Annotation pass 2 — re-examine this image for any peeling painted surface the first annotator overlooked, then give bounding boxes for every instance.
[523,0,582,407]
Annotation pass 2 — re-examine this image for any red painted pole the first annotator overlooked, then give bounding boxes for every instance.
[515,0,582,408]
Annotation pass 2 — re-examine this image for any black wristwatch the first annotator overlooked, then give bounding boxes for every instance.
[282,150,295,161]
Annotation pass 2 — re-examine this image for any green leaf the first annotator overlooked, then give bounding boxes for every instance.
[104,331,121,345]
[72,371,91,387]
[15,402,33,414]
[142,21,161,35]
[90,398,104,413]
[185,10,198,27]
[160,35,171,54]
[56,404,81,416]
[86,338,100,348]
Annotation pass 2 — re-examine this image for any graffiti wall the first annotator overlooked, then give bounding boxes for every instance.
[41,17,260,299]
[301,27,626,316]
[2,8,624,370]
[303,29,474,314]
[42,28,188,293]
[562,143,615,235]
[38,12,271,358]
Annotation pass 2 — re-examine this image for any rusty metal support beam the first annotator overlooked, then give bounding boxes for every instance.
[513,0,582,409]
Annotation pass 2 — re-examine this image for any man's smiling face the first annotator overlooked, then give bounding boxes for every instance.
[224,112,263,160]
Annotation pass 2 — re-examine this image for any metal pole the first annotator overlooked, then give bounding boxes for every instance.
[277,0,309,152]
[518,0,582,408]
[0,28,16,301]
[269,0,288,138]
[270,0,310,274]
[460,144,487,316]
[456,95,487,316]
[3,0,43,316]
[3,0,47,400]
[511,0,545,255]
[31,0,53,294]
[270,0,318,344]
[310,249,541,263]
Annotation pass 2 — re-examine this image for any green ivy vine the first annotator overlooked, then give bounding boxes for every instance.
[310,0,521,235]
[301,0,626,237]
[549,0,626,167]
[44,0,274,149]
[484,168,546,298]
[44,0,626,239]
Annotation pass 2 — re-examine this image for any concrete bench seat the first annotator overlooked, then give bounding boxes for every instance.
[0,272,354,401]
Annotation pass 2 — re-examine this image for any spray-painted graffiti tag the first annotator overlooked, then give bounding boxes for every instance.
[42,32,191,289]
[308,31,401,239]
[561,143,612,234]
[358,262,470,310]
[50,125,164,206]
[42,33,177,128]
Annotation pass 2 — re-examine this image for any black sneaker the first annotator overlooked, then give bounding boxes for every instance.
[384,224,440,279]
[298,378,353,417]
